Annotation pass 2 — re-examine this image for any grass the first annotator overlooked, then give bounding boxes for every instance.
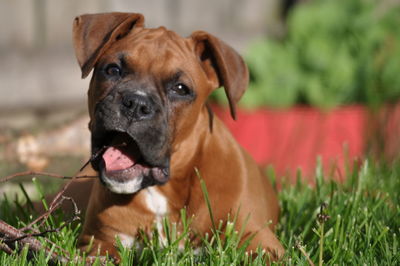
[0,158,399,265]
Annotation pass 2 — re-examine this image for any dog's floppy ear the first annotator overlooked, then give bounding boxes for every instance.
[73,12,144,78]
[191,31,249,120]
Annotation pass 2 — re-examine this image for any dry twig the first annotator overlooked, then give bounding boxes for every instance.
[0,219,69,264]
[0,171,97,183]
[0,161,101,264]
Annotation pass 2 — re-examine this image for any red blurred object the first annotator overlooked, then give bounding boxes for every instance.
[212,105,367,184]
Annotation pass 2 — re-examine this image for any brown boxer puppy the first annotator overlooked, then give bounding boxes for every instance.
[72,12,284,261]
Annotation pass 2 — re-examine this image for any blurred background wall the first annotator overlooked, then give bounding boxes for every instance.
[0,0,283,128]
[0,0,292,180]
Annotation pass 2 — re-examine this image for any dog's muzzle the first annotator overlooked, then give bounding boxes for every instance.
[90,91,170,194]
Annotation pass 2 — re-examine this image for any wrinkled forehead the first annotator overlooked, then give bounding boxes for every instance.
[100,27,196,75]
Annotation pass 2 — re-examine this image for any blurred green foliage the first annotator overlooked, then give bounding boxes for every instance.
[214,0,400,109]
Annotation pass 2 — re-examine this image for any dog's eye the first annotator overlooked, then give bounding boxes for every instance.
[105,64,121,77]
[171,83,190,96]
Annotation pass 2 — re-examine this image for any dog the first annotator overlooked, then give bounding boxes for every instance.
[71,12,284,261]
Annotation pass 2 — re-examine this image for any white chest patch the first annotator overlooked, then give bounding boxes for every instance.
[117,233,135,248]
[145,187,168,215]
[145,187,168,245]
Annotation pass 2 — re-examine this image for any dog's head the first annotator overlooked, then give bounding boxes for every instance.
[72,12,249,194]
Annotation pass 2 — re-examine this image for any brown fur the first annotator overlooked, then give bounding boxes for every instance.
[67,12,284,261]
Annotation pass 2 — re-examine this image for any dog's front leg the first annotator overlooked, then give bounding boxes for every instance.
[78,232,123,262]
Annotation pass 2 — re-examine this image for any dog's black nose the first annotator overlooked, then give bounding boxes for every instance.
[121,92,155,120]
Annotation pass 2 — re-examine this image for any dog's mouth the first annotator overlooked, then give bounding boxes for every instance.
[92,131,169,194]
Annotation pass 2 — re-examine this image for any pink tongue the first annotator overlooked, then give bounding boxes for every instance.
[102,147,136,172]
